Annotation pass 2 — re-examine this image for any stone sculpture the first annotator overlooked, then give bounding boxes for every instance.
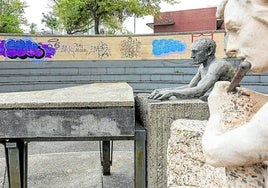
[202,0,268,168]
[148,38,235,101]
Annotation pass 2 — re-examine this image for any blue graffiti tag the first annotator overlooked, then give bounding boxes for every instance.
[0,39,56,59]
[152,39,186,56]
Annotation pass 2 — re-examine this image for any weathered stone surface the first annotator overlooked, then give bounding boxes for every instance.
[0,82,135,139]
[0,82,134,108]
[167,119,227,187]
[135,94,209,187]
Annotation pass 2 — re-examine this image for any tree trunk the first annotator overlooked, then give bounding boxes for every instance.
[94,18,99,34]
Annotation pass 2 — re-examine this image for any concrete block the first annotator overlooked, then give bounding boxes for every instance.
[135,94,209,187]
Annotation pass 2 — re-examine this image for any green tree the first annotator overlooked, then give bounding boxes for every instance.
[0,0,27,33]
[41,11,60,34]
[29,23,37,34]
[53,0,177,35]
[53,0,93,34]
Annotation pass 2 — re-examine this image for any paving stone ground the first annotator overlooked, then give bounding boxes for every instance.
[0,141,134,188]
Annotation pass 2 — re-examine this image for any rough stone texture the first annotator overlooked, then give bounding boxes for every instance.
[167,119,227,187]
[0,82,134,108]
[135,94,209,187]
[225,164,267,188]
[167,119,268,188]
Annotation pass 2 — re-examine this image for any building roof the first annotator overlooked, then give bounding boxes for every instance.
[148,7,222,33]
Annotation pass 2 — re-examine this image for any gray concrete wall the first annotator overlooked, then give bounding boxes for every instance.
[0,59,267,94]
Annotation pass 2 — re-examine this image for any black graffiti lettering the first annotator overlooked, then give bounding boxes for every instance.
[48,38,61,49]
[120,37,141,58]
[87,41,111,59]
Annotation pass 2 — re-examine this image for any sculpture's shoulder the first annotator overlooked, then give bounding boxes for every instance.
[208,58,230,70]
[213,58,233,67]
[209,58,235,79]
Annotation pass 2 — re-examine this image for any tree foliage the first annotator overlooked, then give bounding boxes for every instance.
[53,0,93,34]
[41,11,60,34]
[0,0,27,33]
[52,0,177,35]
[29,23,37,34]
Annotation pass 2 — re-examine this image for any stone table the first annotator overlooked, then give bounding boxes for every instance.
[0,82,145,188]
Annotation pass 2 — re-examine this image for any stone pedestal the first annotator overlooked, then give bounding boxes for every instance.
[135,94,209,187]
[167,119,226,187]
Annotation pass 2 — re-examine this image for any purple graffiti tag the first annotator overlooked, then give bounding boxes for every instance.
[0,40,5,56]
[0,39,56,60]
[5,39,45,59]
[39,43,56,58]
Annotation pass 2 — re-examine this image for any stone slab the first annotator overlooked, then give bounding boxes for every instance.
[135,94,209,188]
[0,82,134,109]
[167,119,227,187]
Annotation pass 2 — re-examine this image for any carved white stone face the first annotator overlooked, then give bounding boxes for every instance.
[224,0,268,73]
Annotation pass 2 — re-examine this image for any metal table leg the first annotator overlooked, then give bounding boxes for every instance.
[135,122,146,188]
[100,140,113,175]
[5,141,28,188]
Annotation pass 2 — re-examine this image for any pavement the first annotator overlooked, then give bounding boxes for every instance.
[0,141,134,188]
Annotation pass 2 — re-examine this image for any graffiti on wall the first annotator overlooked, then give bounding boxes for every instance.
[47,38,111,59]
[0,32,225,61]
[48,38,76,57]
[0,38,56,59]
[152,39,186,57]
[120,37,141,58]
[87,41,111,59]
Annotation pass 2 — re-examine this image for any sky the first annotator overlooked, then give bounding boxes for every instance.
[23,0,223,34]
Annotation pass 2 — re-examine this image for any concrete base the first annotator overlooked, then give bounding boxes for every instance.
[135,94,209,188]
